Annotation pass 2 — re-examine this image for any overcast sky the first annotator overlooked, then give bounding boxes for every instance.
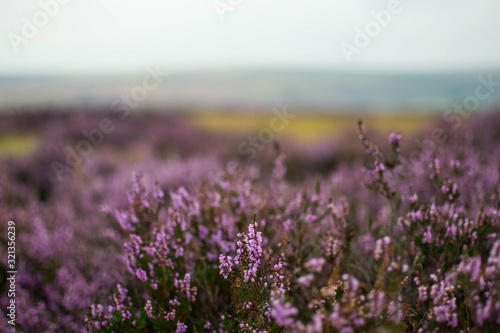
[1,0,499,75]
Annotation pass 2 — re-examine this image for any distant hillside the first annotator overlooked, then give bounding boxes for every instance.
[1,70,500,112]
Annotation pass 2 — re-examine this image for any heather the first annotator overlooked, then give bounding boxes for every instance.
[1,112,500,332]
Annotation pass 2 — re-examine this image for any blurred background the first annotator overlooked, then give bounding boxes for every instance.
[1,0,500,160]
[3,2,500,331]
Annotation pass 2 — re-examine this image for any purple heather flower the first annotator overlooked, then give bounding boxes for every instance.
[389,133,401,147]
[128,234,143,253]
[359,233,374,253]
[485,241,500,278]
[91,304,103,318]
[144,300,154,318]
[305,257,326,273]
[115,210,135,231]
[116,284,128,301]
[434,298,457,327]
[173,273,196,303]
[418,286,428,301]
[272,154,287,180]
[176,322,187,333]
[374,239,384,260]
[270,299,298,326]
[374,160,385,173]
[218,254,233,279]
[130,171,150,209]
[374,237,391,260]
[342,274,360,298]
[329,306,347,328]
[136,268,147,282]
[368,290,385,317]
[298,274,314,287]
[423,227,432,244]
[309,312,324,332]
[165,310,176,321]
[235,221,263,283]
[152,181,164,202]
[353,316,365,328]
[457,257,482,281]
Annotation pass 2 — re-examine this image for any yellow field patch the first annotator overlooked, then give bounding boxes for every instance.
[186,111,436,143]
[0,134,39,157]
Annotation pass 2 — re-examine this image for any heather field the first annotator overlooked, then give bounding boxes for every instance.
[1,111,500,333]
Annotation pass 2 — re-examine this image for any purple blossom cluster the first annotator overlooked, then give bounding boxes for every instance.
[1,111,500,332]
[235,221,263,283]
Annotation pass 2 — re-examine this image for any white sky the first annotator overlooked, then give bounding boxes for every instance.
[1,0,499,75]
